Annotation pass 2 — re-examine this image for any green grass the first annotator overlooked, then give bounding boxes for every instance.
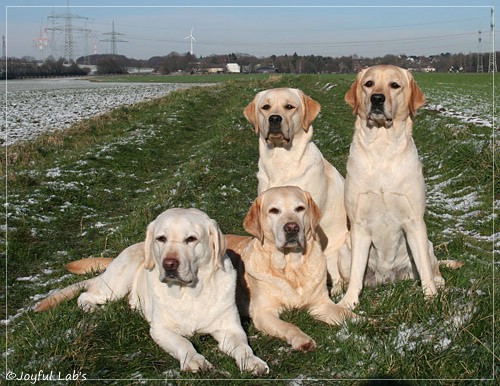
[2,73,497,384]
[88,73,277,84]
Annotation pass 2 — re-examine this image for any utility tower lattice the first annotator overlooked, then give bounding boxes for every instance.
[46,0,90,62]
[101,21,127,57]
[33,22,49,62]
[488,4,497,73]
[477,31,484,73]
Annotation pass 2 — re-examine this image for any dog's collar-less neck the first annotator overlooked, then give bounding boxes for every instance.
[260,126,313,152]
[356,117,413,143]
[281,245,305,255]
[269,239,317,269]
[164,278,196,287]
[160,276,202,299]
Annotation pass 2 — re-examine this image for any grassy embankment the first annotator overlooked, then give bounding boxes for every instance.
[2,72,497,383]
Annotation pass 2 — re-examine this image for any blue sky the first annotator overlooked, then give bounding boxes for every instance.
[1,1,497,60]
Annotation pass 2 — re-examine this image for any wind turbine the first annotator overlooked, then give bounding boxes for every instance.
[185,27,196,55]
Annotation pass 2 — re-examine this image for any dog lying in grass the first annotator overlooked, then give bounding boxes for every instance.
[226,186,355,351]
[35,208,269,375]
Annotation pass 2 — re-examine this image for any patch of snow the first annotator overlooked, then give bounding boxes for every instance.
[2,79,210,146]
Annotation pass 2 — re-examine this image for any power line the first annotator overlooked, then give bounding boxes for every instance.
[124,31,477,49]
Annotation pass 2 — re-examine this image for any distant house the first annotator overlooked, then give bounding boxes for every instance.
[206,67,225,74]
[255,66,278,74]
[226,63,241,73]
[127,67,155,74]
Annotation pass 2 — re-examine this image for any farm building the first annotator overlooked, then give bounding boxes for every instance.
[226,63,241,73]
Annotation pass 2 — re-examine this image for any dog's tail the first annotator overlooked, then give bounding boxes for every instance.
[34,258,114,312]
[34,279,94,312]
[438,260,464,269]
[65,257,114,275]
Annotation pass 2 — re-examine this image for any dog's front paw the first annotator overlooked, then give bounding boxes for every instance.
[422,280,438,299]
[290,334,316,352]
[241,355,269,376]
[181,353,214,373]
[338,297,358,311]
[329,280,344,296]
[77,293,100,312]
[434,275,445,289]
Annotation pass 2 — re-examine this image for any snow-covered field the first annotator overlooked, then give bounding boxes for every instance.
[424,83,496,129]
[1,78,206,146]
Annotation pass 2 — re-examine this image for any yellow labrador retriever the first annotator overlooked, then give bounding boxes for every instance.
[244,88,348,293]
[35,208,269,375]
[226,186,354,352]
[339,65,462,310]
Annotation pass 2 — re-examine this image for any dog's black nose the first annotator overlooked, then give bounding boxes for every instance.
[284,222,300,235]
[163,258,179,272]
[371,94,385,105]
[268,115,282,126]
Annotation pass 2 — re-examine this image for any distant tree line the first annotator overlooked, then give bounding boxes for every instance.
[82,50,499,74]
[2,50,498,79]
[1,57,90,79]
[138,51,498,75]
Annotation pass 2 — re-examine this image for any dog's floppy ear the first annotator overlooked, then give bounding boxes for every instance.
[344,79,359,114]
[408,72,426,117]
[143,221,156,270]
[243,94,260,134]
[243,197,264,244]
[208,219,226,270]
[305,191,322,238]
[345,69,366,115]
[300,92,321,132]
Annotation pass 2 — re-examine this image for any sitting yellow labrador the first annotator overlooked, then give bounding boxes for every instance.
[243,88,348,293]
[226,186,354,352]
[35,208,269,375]
[338,65,462,310]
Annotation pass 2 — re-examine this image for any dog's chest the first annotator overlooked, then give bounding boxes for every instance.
[258,142,324,186]
[255,251,324,306]
[133,271,235,336]
[351,189,420,229]
[345,138,425,214]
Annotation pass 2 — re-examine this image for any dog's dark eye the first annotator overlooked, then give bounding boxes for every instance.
[185,236,198,244]
[268,208,280,215]
[156,236,167,243]
[364,80,374,87]
[285,104,295,110]
[262,104,271,110]
[295,206,305,213]
[390,82,401,89]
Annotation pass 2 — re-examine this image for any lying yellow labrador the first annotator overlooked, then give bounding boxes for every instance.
[226,186,354,352]
[244,88,348,293]
[35,208,269,375]
[339,65,462,310]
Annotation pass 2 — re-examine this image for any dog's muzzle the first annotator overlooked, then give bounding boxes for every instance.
[283,222,303,248]
[161,258,191,284]
[368,93,393,128]
[266,114,289,146]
